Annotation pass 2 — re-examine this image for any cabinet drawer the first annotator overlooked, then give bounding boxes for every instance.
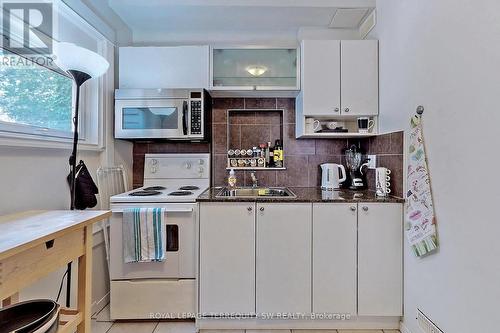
[110,279,195,319]
[0,229,85,299]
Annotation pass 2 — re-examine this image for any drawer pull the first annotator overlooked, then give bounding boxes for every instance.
[45,239,55,249]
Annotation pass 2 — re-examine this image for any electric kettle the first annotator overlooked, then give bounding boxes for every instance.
[320,163,347,190]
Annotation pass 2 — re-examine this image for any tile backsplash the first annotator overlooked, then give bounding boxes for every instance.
[213,98,365,188]
[131,97,405,197]
[366,131,405,198]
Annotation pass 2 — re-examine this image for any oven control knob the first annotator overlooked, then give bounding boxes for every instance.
[150,167,157,174]
[199,159,204,165]
[198,166,204,173]
[184,162,192,169]
[151,159,158,166]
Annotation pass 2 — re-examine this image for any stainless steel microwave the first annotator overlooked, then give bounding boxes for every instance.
[114,89,210,141]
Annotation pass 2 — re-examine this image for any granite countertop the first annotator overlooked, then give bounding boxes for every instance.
[197,187,405,203]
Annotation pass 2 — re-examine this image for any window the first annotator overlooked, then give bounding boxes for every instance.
[0,49,74,138]
[0,1,112,149]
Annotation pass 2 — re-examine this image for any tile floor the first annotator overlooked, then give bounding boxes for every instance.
[91,305,400,333]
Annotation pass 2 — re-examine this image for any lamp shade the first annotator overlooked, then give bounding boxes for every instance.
[53,42,109,78]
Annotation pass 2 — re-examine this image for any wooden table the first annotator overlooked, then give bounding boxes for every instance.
[0,210,111,333]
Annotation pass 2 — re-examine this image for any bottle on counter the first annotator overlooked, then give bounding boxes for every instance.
[228,169,237,188]
[273,139,283,168]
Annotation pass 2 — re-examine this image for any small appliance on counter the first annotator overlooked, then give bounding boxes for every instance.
[320,163,347,190]
[344,145,370,190]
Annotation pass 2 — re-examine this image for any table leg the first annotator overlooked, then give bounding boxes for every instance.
[1,292,19,306]
[77,226,93,333]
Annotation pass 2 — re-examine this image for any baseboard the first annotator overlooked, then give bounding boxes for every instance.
[197,317,400,330]
[92,292,110,316]
[400,321,413,333]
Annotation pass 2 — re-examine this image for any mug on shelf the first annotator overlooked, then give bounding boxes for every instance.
[305,118,322,133]
[357,117,375,133]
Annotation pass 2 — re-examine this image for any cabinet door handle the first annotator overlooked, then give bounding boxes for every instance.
[260,207,265,212]
[334,107,340,113]
[350,206,356,212]
[344,107,350,113]
[362,206,369,212]
[247,207,253,212]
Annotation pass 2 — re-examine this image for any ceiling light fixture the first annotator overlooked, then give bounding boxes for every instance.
[246,65,268,77]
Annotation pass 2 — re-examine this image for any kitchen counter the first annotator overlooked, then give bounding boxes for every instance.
[197,187,405,203]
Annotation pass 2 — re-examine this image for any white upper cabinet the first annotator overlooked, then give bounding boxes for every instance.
[210,47,299,96]
[299,40,341,116]
[297,39,379,117]
[341,40,379,116]
[119,46,209,89]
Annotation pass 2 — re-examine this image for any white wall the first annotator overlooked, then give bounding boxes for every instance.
[370,1,500,332]
[0,1,133,311]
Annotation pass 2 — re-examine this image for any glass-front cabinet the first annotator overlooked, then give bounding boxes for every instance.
[210,47,299,91]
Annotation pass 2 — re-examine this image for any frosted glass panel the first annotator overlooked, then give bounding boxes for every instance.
[212,48,297,88]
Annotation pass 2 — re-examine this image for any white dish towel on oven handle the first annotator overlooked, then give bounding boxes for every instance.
[123,208,166,263]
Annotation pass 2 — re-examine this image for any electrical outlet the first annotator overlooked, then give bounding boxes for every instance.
[367,155,377,169]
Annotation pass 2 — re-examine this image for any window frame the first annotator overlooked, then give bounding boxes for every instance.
[0,0,109,151]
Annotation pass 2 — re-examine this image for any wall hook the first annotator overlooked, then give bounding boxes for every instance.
[416,105,424,115]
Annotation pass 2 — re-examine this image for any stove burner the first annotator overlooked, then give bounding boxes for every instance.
[168,191,193,196]
[143,186,166,191]
[178,186,199,191]
[129,190,161,197]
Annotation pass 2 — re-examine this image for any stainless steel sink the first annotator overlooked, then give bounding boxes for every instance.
[216,187,296,198]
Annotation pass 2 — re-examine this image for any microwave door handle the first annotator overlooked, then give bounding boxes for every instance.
[182,101,188,136]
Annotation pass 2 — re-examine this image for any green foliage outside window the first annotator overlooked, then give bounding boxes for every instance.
[0,51,73,133]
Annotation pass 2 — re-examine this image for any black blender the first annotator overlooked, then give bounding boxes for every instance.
[344,145,370,190]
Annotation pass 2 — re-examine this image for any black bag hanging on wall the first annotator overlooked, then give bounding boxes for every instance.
[67,160,99,210]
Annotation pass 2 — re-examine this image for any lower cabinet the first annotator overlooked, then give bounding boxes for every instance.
[358,203,403,316]
[199,202,256,315]
[312,203,357,315]
[199,201,402,319]
[256,203,312,314]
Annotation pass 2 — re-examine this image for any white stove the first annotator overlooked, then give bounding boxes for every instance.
[109,153,209,320]
[110,153,210,204]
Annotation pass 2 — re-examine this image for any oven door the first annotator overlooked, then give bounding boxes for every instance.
[115,99,189,139]
[109,204,196,280]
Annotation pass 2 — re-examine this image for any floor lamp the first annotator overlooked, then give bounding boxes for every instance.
[54,42,109,307]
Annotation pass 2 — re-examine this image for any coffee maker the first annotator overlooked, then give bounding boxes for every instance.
[344,145,370,190]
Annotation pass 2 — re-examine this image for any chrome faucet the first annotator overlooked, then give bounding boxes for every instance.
[250,172,258,188]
